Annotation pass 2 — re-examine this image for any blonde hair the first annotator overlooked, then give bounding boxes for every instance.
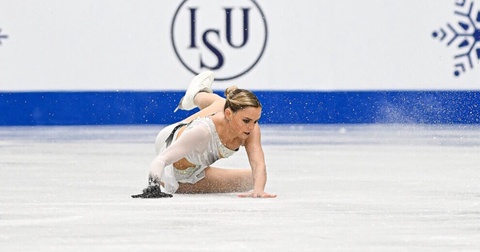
[224,86,262,113]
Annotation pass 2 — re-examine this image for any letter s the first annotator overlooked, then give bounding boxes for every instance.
[200,29,224,70]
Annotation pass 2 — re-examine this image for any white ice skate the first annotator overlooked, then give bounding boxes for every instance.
[174,70,215,112]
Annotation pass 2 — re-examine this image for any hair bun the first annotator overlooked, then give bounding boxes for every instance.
[224,85,238,99]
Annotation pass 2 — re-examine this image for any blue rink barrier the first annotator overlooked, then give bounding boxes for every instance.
[0,91,479,125]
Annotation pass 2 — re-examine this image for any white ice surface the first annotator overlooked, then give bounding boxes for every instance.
[1,124,480,251]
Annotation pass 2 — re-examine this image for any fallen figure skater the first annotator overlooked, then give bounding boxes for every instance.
[132,71,277,198]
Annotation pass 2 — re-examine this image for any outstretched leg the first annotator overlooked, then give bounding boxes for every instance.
[181,93,226,123]
[194,92,224,110]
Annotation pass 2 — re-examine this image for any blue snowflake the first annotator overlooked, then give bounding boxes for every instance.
[432,0,480,77]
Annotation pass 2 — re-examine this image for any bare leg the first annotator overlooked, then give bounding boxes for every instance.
[181,93,226,122]
[194,92,224,110]
[176,167,253,194]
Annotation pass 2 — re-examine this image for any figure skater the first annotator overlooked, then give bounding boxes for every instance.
[132,71,277,198]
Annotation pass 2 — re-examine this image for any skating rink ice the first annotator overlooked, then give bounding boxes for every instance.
[1,124,480,251]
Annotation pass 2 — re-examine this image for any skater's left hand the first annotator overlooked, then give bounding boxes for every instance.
[238,191,277,198]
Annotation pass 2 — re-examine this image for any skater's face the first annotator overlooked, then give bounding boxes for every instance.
[227,107,261,139]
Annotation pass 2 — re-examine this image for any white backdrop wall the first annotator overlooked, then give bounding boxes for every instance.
[1,0,479,91]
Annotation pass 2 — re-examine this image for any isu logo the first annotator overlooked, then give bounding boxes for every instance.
[171,0,268,80]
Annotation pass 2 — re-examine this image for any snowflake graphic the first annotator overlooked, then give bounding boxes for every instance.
[432,0,480,77]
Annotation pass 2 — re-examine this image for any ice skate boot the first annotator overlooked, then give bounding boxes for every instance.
[174,70,215,112]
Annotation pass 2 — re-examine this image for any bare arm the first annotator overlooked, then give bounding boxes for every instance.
[239,124,277,198]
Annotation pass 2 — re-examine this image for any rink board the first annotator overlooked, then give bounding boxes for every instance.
[1,91,479,125]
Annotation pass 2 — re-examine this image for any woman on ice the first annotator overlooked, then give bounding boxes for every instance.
[132,71,276,198]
